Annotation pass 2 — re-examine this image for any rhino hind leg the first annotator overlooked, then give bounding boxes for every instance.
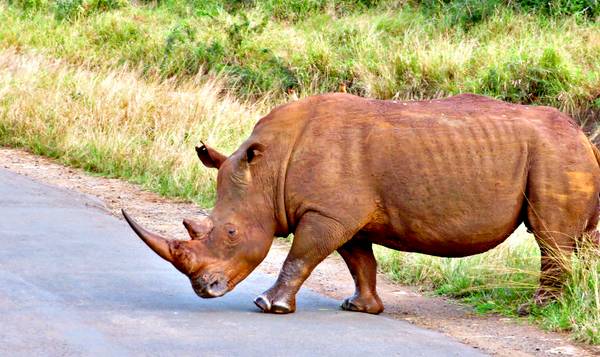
[516,232,574,316]
[517,179,599,315]
[337,237,384,314]
[254,212,358,314]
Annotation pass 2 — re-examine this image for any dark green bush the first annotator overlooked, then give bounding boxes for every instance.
[8,0,49,12]
[53,0,84,21]
[89,0,127,12]
[419,0,599,20]
[445,0,501,29]
[236,0,384,21]
[478,48,573,104]
[516,0,599,17]
[158,0,225,17]
[160,21,199,77]
[158,17,297,95]
[52,0,127,21]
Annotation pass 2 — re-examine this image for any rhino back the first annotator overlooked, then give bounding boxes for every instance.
[277,93,598,256]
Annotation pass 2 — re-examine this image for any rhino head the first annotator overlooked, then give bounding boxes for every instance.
[122,141,277,298]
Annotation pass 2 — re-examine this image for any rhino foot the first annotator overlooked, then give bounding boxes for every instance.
[341,295,384,314]
[517,288,558,316]
[254,294,295,314]
[516,302,532,316]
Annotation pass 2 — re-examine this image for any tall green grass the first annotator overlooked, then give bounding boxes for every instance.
[376,229,600,344]
[1,1,599,125]
[0,49,265,206]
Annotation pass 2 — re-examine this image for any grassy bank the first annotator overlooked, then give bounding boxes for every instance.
[1,1,599,128]
[0,49,266,206]
[375,228,600,344]
[1,0,599,345]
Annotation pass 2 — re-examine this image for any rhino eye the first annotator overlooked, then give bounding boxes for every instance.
[223,224,240,245]
[227,228,237,236]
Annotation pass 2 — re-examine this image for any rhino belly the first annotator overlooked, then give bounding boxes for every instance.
[365,187,525,257]
[368,119,530,257]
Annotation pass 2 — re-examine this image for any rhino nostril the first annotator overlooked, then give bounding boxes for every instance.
[191,273,228,298]
[209,280,219,288]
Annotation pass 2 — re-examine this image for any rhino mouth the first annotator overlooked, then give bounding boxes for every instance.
[193,286,228,299]
[191,275,229,298]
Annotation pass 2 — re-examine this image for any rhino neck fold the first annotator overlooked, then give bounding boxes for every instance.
[274,126,308,236]
[253,111,310,238]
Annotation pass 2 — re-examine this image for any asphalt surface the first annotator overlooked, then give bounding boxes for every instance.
[0,168,486,356]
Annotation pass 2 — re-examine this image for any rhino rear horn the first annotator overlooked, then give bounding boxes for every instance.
[196,141,227,169]
[122,209,174,262]
[183,216,214,240]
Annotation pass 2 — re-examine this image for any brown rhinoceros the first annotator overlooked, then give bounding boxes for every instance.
[122,93,600,315]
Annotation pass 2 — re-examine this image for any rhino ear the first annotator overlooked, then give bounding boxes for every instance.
[196,142,227,169]
[245,142,266,165]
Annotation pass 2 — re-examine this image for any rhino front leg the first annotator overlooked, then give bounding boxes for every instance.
[254,212,354,314]
[337,238,384,314]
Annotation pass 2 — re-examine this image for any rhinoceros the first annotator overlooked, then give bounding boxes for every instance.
[122,93,600,314]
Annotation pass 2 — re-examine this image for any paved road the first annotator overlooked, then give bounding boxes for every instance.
[0,168,485,356]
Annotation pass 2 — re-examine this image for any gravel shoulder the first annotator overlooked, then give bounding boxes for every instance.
[2,147,598,357]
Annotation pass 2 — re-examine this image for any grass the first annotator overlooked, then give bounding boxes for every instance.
[0,48,267,206]
[1,0,599,345]
[0,1,599,125]
[375,227,600,344]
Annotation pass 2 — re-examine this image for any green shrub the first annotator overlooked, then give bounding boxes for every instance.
[8,0,49,12]
[252,0,384,21]
[158,15,297,95]
[418,0,598,28]
[418,0,502,30]
[477,48,574,104]
[445,0,502,29]
[261,0,327,21]
[89,0,128,12]
[516,0,600,17]
[159,21,201,77]
[52,0,127,21]
[157,0,225,17]
[92,17,142,52]
[53,0,84,21]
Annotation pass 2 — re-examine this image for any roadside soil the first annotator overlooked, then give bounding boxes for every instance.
[2,146,598,357]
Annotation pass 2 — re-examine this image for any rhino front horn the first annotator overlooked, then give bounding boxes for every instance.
[122,209,174,262]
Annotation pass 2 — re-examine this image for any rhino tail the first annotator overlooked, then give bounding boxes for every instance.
[586,137,600,247]
[590,137,600,197]
[591,139,600,167]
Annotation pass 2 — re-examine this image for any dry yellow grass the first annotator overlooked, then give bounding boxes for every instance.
[0,48,272,204]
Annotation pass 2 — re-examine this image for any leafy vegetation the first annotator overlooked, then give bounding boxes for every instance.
[376,229,600,344]
[0,49,262,206]
[1,0,599,123]
[1,0,599,344]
